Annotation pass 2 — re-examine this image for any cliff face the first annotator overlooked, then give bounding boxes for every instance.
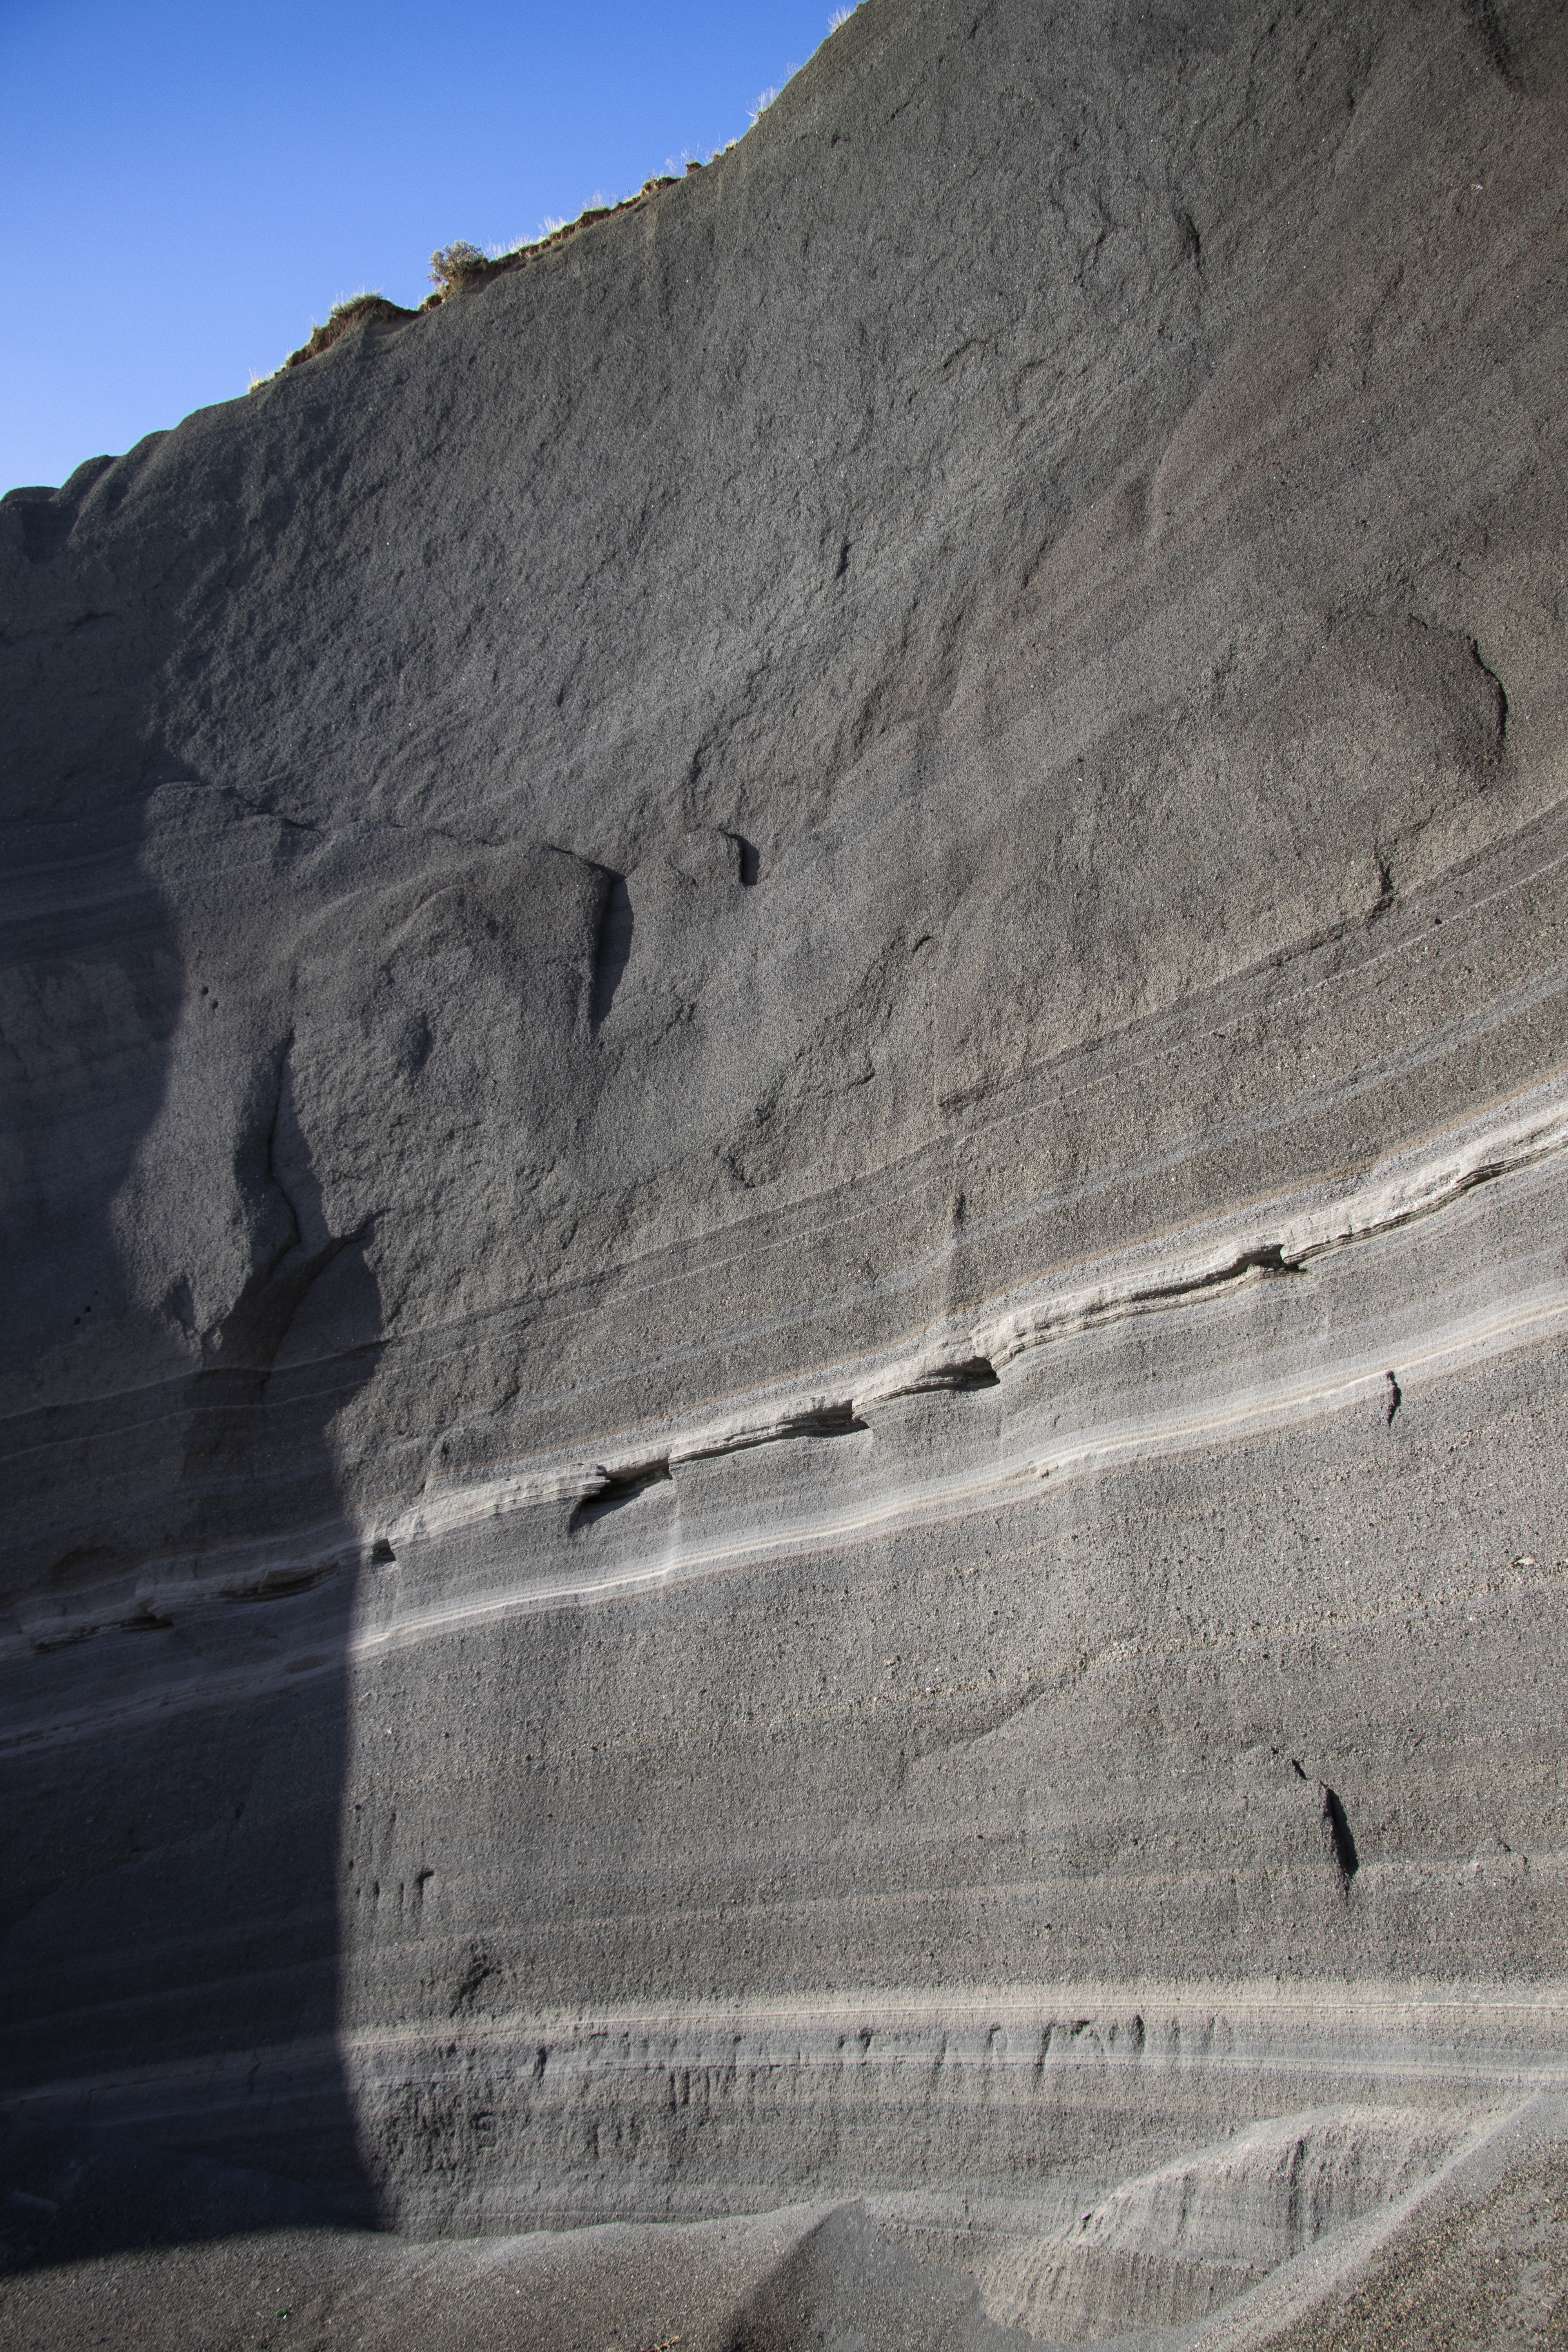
[4,0,1568,2340]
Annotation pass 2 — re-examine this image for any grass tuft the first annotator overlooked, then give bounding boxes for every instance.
[269,292,419,380]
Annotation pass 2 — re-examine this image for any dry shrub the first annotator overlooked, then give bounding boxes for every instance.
[428,241,491,295]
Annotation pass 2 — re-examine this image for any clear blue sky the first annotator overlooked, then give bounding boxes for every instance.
[1,0,842,495]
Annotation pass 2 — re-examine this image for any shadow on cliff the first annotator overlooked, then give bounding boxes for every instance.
[0,733,380,2265]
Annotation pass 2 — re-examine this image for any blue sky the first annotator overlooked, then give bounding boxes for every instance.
[1,0,842,494]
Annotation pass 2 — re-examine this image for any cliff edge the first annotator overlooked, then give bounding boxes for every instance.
[4,0,1568,2342]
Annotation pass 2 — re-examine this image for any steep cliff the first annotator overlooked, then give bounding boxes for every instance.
[4,0,1568,2342]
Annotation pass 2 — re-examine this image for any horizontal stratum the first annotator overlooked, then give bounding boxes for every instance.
[4,0,1568,2342]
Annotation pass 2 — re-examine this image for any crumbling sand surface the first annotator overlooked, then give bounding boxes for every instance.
[4,0,1568,2342]
[4,2110,1566,2350]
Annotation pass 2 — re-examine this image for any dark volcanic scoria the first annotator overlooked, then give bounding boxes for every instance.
[4,1,1568,2344]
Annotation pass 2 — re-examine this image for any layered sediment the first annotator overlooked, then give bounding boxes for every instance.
[4,0,1568,2341]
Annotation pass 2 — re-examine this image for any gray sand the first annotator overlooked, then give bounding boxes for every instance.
[4,0,1568,2342]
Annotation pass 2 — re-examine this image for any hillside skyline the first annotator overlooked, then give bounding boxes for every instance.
[1,0,840,495]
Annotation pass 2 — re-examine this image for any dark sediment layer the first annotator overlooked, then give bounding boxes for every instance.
[4,0,1568,2341]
